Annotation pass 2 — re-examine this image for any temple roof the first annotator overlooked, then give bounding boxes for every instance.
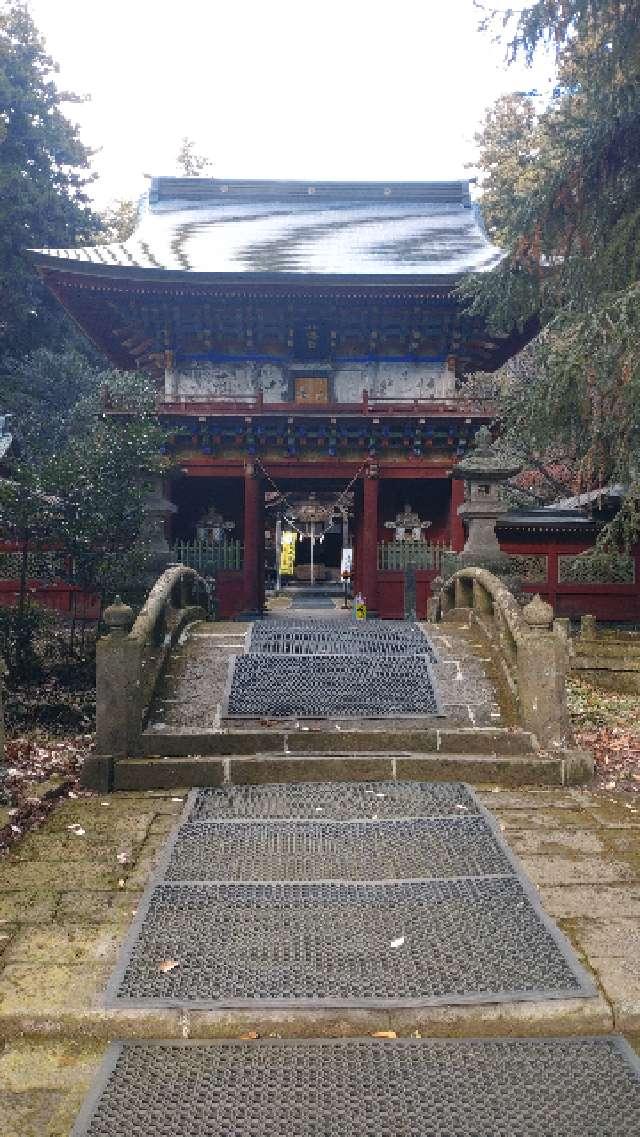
[497,508,595,533]
[33,177,502,281]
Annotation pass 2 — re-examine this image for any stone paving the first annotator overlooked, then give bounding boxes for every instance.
[0,783,639,1133]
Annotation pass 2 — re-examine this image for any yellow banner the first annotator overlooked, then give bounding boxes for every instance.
[279,530,297,574]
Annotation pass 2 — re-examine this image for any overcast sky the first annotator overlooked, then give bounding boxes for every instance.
[28,0,554,207]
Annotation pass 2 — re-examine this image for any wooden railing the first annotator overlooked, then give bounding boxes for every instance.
[172,538,243,574]
[377,540,453,572]
[102,386,495,418]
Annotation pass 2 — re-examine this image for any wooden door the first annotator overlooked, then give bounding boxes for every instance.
[294,377,329,404]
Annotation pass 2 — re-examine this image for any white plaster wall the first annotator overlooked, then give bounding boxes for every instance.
[166,362,288,401]
[334,362,453,402]
[165,359,454,402]
[259,364,288,403]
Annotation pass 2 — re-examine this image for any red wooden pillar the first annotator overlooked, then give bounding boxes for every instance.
[449,475,465,552]
[352,507,363,596]
[257,477,265,613]
[242,463,262,615]
[361,465,379,613]
[548,546,559,612]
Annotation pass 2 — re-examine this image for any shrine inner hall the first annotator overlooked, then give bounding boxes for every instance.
[34,177,534,617]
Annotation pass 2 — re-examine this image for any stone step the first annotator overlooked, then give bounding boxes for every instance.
[139,725,538,757]
[106,749,592,791]
[0,989,612,1044]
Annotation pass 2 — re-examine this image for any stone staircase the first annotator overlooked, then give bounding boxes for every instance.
[109,614,592,791]
[88,565,594,792]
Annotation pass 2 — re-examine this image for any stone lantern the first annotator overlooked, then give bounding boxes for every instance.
[139,477,177,584]
[453,426,521,573]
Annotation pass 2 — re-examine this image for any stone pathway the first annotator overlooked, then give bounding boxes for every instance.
[0,783,639,1133]
[148,618,504,731]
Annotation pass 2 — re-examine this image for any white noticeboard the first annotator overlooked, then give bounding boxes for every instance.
[340,548,353,574]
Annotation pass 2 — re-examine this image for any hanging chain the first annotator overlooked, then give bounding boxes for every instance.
[254,456,368,527]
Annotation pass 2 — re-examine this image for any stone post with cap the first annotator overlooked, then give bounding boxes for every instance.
[516,593,573,747]
[90,596,138,791]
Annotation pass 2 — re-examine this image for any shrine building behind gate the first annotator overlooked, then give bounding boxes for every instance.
[33,177,539,617]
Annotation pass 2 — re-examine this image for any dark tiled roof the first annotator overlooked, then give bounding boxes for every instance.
[544,484,625,510]
[33,178,502,280]
[498,509,594,531]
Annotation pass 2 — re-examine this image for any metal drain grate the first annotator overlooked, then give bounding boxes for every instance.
[223,654,442,718]
[162,817,514,882]
[187,780,481,822]
[250,618,437,659]
[71,1037,640,1137]
[105,876,595,1007]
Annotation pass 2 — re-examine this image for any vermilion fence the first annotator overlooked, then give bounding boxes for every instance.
[0,543,101,620]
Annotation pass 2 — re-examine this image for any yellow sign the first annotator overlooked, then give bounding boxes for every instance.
[279,530,297,575]
[355,601,367,620]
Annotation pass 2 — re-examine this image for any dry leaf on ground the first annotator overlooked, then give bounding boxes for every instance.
[157,959,179,973]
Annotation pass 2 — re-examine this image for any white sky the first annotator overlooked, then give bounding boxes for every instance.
[28,0,554,208]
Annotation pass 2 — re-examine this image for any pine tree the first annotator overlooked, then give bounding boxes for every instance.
[467,1,640,547]
[0,2,99,356]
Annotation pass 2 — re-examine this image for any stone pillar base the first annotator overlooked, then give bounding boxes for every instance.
[81,754,114,793]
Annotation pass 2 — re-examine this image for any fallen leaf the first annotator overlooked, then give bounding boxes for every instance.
[116,852,129,864]
[117,878,125,889]
[158,959,179,973]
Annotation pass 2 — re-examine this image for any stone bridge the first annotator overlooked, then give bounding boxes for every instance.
[86,564,593,792]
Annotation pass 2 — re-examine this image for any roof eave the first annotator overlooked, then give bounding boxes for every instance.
[32,253,466,290]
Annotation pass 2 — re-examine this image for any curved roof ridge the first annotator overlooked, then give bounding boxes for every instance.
[149,176,472,206]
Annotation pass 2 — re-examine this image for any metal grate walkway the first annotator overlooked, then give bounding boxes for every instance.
[224,617,441,719]
[72,1037,640,1137]
[105,781,596,1009]
[187,780,479,821]
[250,618,437,658]
[223,654,441,717]
[161,816,514,881]
[106,876,592,1007]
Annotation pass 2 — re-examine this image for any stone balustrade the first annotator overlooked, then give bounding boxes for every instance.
[439,567,573,748]
[570,614,640,693]
[90,565,209,790]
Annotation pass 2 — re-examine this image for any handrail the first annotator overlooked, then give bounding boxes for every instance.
[439,566,573,748]
[94,564,210,784]
[129,564,208,643]
[154,395,495,415]
[444,566,526,641]
[102,386,496,418]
